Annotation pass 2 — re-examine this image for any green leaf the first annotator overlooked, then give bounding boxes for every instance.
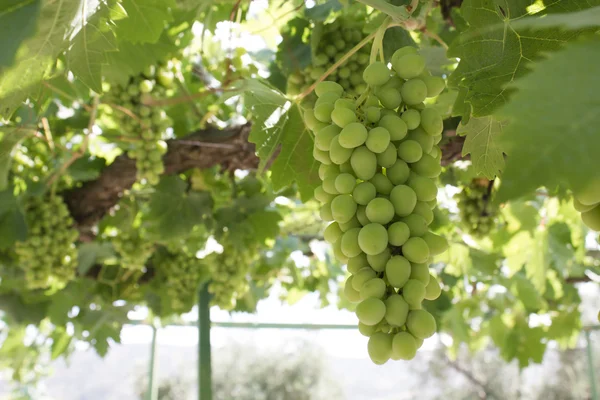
[0,0,41,68]
[67,157,106,182]
[67,6,118,93]
[0,189,27,249]
[77,242,116,275]
[526,228,549,294]
[242,79,319,201]
[418,46,453,77]
[507,5,600,31]
[456,116,507,179]
[144,176,213,240]
[382,27,416,61]
[117,0,175,44]
[448,0,599,117]
[246,210,282,243]
[0,127,32,190]
[0,0,81,118]
[497,38,600,201]
[512,274,545,311]
[503,231,533,274]
[276,18,311,74]
[304,0,342,21]
[50,328,72,360]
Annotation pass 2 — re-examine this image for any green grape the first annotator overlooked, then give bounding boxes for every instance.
[320,202,334,221]
[422,232,448,256]
[352,267,377,291]
[402,279,426,307]
[574,179,600,205]
[331,194,357,224]
[315,124,341,151]
[315,186,335,203]
[347,254,369,274]
[324,222,343,244]
[376,144,398,168]
[370,173,393,195]
[357,298,386,326]
[407,173,437,202]
[340,161,354,174]
[378,115,408,141]
[344,276,362,303]
[401,214,428,237]
[391,46,418,65]
[574,198,596,212]
[386,159,410,185]
[356,205,370,226]
[367,248,391,272]
[401,79,428,105]
[366,106,381,123]
[314,103,334,122]
[139,79,154,93]
[384,294,409,326]
[331,107,357,128]
[389,185,417,217]
[413,201,434,224]
[397,140,423,163]
[392,54,425,80]
[424,275,442,300]
[313,146,332,165]
[388,221,410,246]
[411,154,440,179]
[401,109,421,130]
[420,108,443,136]
[322,176,340,194]
[360,278,387,299]
[406,309,436,339]
[341,227,362,258]
[329,135,354,164]
[359,322,377,337]
[335,98,355,110]
[358,223,388,255]
[335,173,357,194]
[391,332,418,360]
[363,62,390,86]
[376,87,402,109]
[402,237,430,263]
[582,205,600,231]
[319,163,339,180]
[365,127,391,153]
[368,332,393,364]
[365,197,395,225]
[339,122,368,148]
[385,256,411,288]
[333,238,349,263]
[409,263,430,285]
[422,75,445,97]
[350,146,378,181]
[353,182,377,205]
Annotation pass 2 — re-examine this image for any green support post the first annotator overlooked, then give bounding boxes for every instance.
[146,325,158,400]
[585,329,598,400]
[198,283,213,400]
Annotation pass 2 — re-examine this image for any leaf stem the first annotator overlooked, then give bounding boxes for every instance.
[295,30,378,102]
[355,0,410,21]
[422,29,449,50]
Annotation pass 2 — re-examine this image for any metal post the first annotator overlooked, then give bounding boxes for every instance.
[146,325,158,400]
[198,284,212,400]
[585,329,598,400]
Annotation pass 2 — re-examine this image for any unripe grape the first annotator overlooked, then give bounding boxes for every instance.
[420,108,443,136]
[401,79,427,105]
[331,194,357,224]
[365,198,395,225]
[376,87,402,109]
[335,173,356,194]
[409,263,430,285]
[316,91,341,106]
[356,297,386,326]
[341,228,362,258]
[324,222,343,244]
[389,185,417,217]
[401,214,428,237]
[391,332,418,360]
[401,109,421,129]
[353,182,377,205]
[344,276,362,302]
[365,127,391,153]
[574,198,596,212]
[422,232,448,256]
[376,144,398,168]
[347,253,369,274]
[385,256,411,288]
[582,205,600,231]
[368,332,393,364]
[358,322,377,337]
[360,278,387,299]
[424,275,442,300]
[320,202,334,221]
[366,107,381,123]
[352,267,377,290]
[358,223,388,255]
[391,46,418,65]
[406,309,436,339]
[313,146,332,165]
[367,248,391,272]
[422,75,445,97]
[378,115,408,141]
[407,173,437,202]
[331,107,357,128]
[388,221,410,246]
[397,140,423,163]
[351,146,378,181]
[573,179,600,205]
[370,173,393,195]
[363,62,390,86]
[332,238,349,263]
[387,160,410,185]
[322,176,339,194]
[314,103,334,123]
[329,135,353,164]
[319,163,339,180]
[411,153,441,178]
[356,205,370,226]
[402,237,430,263]
[339,122,368,149]
[402,279,426,307]
[315,124,341,151]
[335,98,355,110]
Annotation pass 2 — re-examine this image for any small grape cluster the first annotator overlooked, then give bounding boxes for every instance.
[14,196,79,289]
[113,231,155,270]
[156,250,209,313]
[572,180,600,232]
[308,47,448,364]
[207,240,253,310]
[108,63,175,185]
[456,180,496,236]
[287,18,371,97]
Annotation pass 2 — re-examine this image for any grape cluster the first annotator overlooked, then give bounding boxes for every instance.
[108,63,175,185]
[308,47,448,364]
[456,180,496,236]
[287,18,371,97]
[14,196,79,289]
[155,250,209,313]
[112,231,155,270]
[572,180,600,231]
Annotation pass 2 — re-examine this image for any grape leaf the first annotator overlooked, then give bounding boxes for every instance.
[67,157,107,182]
[496,38,600,201]
[0,127,32,191]
[512,273,545,311]
[382,26,416,61]
[0,190,27,250]
[116,0,175,44]
[448,0,599,117]
[144,176,214,240]
[246,210,282,243]
[276,18,311,74]
[508,5,600,31]
[77,242,116,275]
[0,0,81,118]
[0,0,41,68]
[242,79,319,201]
[526,228,549,294]
[50,328,72,360]
[67,7,118,93]
[456,116,507,179]
[304,0,342,21]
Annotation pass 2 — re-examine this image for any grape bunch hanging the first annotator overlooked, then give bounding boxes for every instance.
[456,180,496,236]
[112,230,155,270]
[14,196,79,289]
[309,47,448,364]
[107,63,175,185]
[572,181,600,232]
[287,18,371,97]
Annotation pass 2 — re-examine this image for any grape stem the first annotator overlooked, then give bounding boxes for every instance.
[369,16,391,64]
[356,0,411,21]
[295,30,379,102]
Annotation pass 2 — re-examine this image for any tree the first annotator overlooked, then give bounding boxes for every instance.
[0,0,599,383]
